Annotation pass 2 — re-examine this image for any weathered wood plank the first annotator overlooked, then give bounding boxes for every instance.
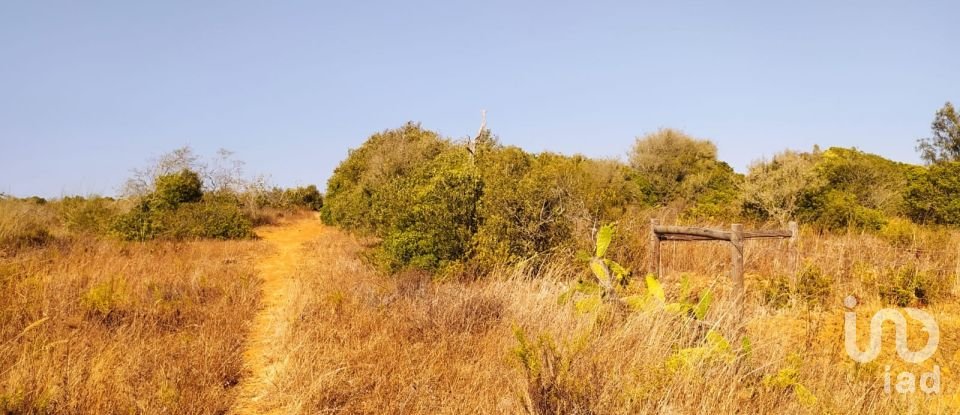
[741,230,793,239]
[652,225,732,241]
[659,234,721,241]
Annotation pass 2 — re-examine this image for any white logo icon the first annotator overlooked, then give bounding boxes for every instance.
[843,295,941,395]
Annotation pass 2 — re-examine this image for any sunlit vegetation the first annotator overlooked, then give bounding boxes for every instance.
[3,102,960,413]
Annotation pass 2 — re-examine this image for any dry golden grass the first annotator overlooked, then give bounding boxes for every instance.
[232,215,328,414]
[0,200,59,254]
[0,236,263,413]
[257,222,960,414]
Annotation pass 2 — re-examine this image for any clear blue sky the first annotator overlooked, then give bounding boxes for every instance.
[2,1,958,197]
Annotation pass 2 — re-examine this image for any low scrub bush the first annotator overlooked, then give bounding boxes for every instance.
[256,185,324,211]
[743,147,911,230]
[795,264,833,308]
[113,199,252,241]
[57,196,119,235]
[112,170,253,241]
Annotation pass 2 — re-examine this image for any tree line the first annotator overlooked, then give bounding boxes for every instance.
[321,102,960,274]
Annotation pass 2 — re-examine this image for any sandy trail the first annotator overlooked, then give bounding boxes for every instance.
[231,215,326,415]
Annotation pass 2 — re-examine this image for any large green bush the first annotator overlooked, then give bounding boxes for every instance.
[285,185,323,211]
[380,149,481,271]
[322,122,450,233]
[472,149,575,267]
[323,124,648,272]
[324,123,960,275]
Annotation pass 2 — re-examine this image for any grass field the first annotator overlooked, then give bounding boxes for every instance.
[0,234,262,413]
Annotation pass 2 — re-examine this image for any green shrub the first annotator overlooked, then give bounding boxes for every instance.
[379,149,480,271]
[285,185,323,211]
[814,147,910,216]
[473,149,573,267]
[804,190,887,231]
[759,274,793,309]
[680,161,742,221]
[150,169,203,210]
[757,267,833,309]
[256,185,324,211]
[163,201,253,240]
[322,122,450,232]
[111,203,164,241]
[741,149,823,224]
[743,147,911,230]
[322,124,652,272]
[879,217,920,247]
[628,128,722,202]
[112,200,252,241]
[878,266,942,307]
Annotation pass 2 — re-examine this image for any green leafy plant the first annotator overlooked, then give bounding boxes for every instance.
[559,224,632,312]
[665,329,734,372]
[622,274,714,322]
[763,353,818,406]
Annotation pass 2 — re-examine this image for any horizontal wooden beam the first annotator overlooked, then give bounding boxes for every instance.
[742,230,793,239]
[659,234,724,242]
[653,225,732,241]
[654,225,795,242]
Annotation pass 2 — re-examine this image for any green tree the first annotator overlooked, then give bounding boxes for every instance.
[629,129,721,201]
[741,149,823,224]
[813,147,910,215]
[917,102,960,164]
[904,162,960,225]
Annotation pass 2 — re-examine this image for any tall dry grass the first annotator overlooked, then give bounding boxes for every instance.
[0,235,263,413]
[0,200,60,254]
[260,223,960,414]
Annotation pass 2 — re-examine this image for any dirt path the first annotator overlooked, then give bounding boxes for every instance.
[231,215,326,415]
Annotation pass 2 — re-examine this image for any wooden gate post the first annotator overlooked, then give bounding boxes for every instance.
[788,221,799,279]
[730,224,744,299]
[649,219,661,277]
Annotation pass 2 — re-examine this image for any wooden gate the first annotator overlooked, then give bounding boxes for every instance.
[649,219,798,299]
